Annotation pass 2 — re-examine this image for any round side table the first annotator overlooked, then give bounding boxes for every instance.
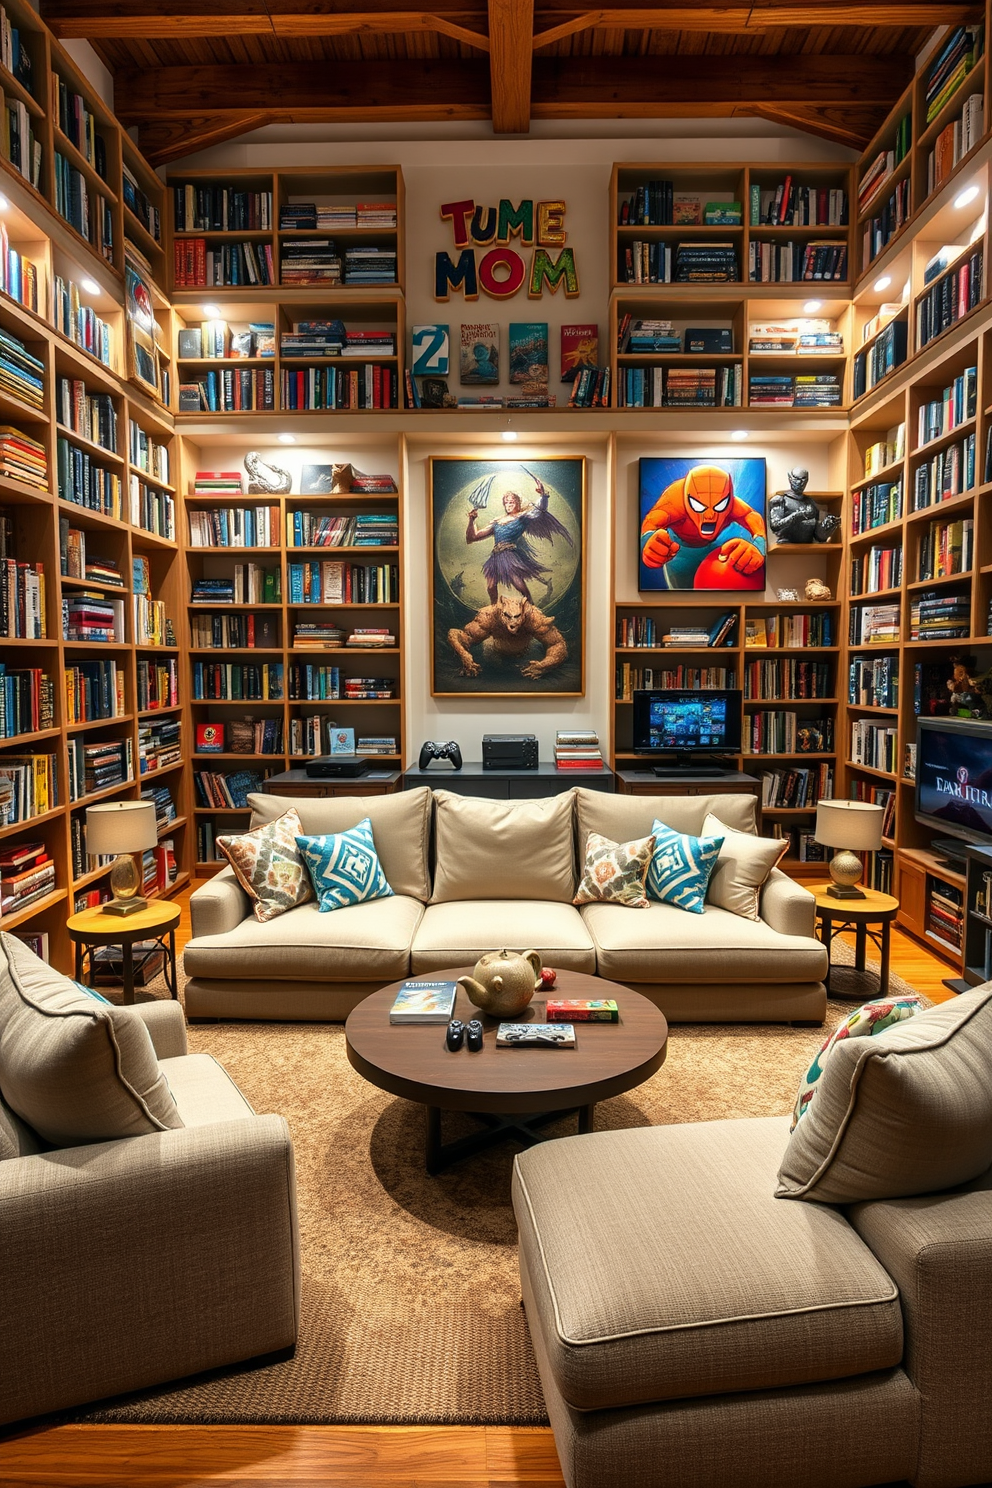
[811,884,899,1001]
[67,901,182,1005]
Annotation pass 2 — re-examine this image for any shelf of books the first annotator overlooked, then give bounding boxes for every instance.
[178,436,404,871]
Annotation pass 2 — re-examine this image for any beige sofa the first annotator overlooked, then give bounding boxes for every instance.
[0,936,299,1426]
[513,988,992,1488]
[185,787,827,1024]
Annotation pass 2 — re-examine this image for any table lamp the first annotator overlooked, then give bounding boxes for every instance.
[85,800,157,915]
[814,799,884,899]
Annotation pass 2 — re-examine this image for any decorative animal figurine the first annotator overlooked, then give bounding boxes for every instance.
[457,948,543,1018]
[244,451,292,494]
[447,595,568,679]
[805,577,832,601]
[769,468,841,545]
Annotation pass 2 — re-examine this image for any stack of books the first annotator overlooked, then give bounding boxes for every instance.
[0,425,47,488]
[64,592,122,643]
[793,374,842,408]
[343,676,394,699]
[624,319,680,353]
[293,622,346,648]
[342,329,395,357]
[193,471,243,496]
[280,240,342,285]
[138,716,183,773]
[344,246,396,284]
[141,783,178,832]
[280,203,317,229]
[0,841,55,916]
[664,367,717,406]
[663,613,736,648]
[67,737,132,800]
[910,589,970,640]
[749,374,794,407]
[281,321,345,357]
[356,736,397,756]
[356,203,397,228]
[554,731,603,771]
[0,330,44,409]
[674,242,737,283]
[849,603,900,645]
[347,627,395,647]
[350,472,398,494]
[927,878,963,952]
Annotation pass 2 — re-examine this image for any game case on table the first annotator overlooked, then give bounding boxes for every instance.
[496,1023,576,1047]
[546,999,619,1022]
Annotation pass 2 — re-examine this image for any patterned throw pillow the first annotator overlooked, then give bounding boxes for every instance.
[791,994,931,1130]
[295,817,393,912]
[217,807,314,923]
[647,820,724,914]
[573,831,656,908]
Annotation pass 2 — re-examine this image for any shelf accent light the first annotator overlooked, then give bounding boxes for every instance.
[955,184,980,209]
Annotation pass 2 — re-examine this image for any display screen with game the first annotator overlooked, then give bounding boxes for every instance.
[632,689,742,756]
[916,716,992,845]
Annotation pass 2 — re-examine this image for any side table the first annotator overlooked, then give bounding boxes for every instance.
[67,901,182,1005]
[811,884,899,1001]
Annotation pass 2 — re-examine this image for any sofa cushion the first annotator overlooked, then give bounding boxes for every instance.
[160,1052,256,1127]
[574,831,655,908]
[296,819,393,912]
[703,813,788,921]
[777,986,992,1204]
[792,995,931,1129]
[248,788,432,902]
[575,788,756,854]
[0,932,183,1147]
[513,1115,902,1411]
[183,895,424,984]
[430,791,575,904]
[580,899,828,984]
[411,901,596,975]
[647,820,724,914]
[216,807,314,922]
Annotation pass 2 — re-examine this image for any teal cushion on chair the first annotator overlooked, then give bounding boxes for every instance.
[647,820,724,914]
[295,818,394,912]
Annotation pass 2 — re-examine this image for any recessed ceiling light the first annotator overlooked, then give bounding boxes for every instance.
[803,300,822,314]
[502,429,518,442]
[277,433,296,444]
[873,275,891,293]
[0,194,9,211]
[80,277,101,295]
[955,184,980,209]
[730,429,749,442]
[203,304,222,318]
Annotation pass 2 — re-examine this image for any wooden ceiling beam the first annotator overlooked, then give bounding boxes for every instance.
[749,104,879,149]
[533,2,976,47]
[138,113,277,165]
[489,0,534,133]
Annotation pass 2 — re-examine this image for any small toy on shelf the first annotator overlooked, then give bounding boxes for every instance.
[805,577,832,601]
[768,468,841,545]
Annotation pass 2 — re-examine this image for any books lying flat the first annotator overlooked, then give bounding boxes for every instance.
[546,999,619,1022]
[389,980,458,1023]
[496,1023,576,1048]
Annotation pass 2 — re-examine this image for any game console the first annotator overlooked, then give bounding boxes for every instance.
[304,756,370,778]
[482,733,538,770]
[418,740,463,770]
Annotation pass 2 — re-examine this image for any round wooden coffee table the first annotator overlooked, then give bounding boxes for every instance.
[346,969,669,1173]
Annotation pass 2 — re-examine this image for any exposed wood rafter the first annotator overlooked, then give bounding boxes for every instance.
[137,113,277,165]
[489,0,534,133]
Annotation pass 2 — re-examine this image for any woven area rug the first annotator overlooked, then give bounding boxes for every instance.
[66,943,921,1426]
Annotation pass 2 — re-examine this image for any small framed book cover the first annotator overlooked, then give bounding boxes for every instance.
[460,323,499,384]
[389,980,458,1023]
[560,324,599,382]
[329,726,356,755]
[509,322,548,384]
[412,324,450,377]
[195,723,225,753]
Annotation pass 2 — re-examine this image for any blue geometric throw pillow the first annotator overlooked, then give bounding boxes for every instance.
[647,819,725,914]
[72,980,113,1004]
[295,818,393,912]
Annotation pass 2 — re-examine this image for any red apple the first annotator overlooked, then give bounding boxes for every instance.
[538,966,557,989]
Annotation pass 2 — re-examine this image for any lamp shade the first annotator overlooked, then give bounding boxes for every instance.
[85,800,157,856]
[815,799,884,852]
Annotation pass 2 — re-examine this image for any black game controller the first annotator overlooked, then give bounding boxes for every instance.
[466,1019,484,1052]
[446,1019,465,1051]
[419,740,463,770]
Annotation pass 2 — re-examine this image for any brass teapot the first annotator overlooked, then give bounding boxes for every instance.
[457,948,542,1019]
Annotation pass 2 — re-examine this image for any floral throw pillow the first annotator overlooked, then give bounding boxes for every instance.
[216,807,314,923]
[791,994,931,1130]
[295,818,393,913]
[573,831,656,908]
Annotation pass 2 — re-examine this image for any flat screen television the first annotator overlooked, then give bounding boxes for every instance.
[915,716,992,847]
[632,689,742,774]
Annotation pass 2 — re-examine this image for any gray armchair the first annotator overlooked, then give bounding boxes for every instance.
[0,999,300,1426]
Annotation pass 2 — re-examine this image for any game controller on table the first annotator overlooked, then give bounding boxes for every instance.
[419,740,463,770]
[446,1018,483,1051]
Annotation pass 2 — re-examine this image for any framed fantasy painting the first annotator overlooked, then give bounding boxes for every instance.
[430,457,586,697]
[638,457,767,592]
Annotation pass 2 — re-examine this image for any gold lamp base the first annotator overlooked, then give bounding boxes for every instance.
[100,854,148,915]
[826,848,866,899]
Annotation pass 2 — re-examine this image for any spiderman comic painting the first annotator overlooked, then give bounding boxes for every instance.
[638,457,767,592]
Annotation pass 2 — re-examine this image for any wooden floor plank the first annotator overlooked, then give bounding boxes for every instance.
[1,889,952,1486]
